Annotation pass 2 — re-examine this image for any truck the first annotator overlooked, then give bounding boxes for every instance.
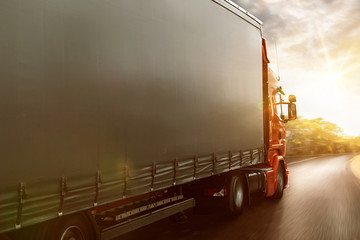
[0,0,297,239]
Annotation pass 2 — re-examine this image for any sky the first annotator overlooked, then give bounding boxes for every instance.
[233,0,360,136]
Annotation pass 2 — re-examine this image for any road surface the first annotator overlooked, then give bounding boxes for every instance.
[119,153,360,240]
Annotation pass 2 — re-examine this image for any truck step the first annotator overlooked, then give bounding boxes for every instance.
[100,198,195,240]
[96,195,185,226]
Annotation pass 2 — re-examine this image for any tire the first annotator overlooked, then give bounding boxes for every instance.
[225,174,246,215]
[38,213,95,240]
[272,163,285,199]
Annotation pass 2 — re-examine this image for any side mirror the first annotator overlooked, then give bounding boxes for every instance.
[289,95,296,103]
[288,103,297,120]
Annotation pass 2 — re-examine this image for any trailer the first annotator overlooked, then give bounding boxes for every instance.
[0,0,297,239]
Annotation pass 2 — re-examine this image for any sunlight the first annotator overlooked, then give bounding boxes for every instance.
[324,71,342,86]
[317,69,345,102]
[316,70,343,99]
[298,67,360,136]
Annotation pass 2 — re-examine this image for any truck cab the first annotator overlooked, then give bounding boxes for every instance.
[264,57,297,197]
[268,68,297,156]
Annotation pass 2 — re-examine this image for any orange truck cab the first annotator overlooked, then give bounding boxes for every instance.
[262,39,297,197]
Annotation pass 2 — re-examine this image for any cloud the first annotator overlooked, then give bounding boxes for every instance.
[231,0,360,134]
[233,0,360,92]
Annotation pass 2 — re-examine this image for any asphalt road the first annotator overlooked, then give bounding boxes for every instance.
[119,153,360,240]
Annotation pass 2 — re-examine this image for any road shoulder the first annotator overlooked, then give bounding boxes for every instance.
[350,155,360,181]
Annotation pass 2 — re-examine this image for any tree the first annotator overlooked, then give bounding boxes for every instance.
[285,117,360,156]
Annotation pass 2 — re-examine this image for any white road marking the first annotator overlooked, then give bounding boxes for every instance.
[287,156,319,165]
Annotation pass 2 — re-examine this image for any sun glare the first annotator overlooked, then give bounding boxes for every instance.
[325,71,342,85]
[307,67,360,136]
[316,70,343,99]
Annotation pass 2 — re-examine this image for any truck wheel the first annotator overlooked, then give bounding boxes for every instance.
[225,174,246,215]
[273,163,285,199]
[39,213,95,240]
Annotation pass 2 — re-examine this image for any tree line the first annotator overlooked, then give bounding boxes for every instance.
[285,118,360,156]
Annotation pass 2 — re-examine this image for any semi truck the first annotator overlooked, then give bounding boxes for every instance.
[0,0,297,239]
